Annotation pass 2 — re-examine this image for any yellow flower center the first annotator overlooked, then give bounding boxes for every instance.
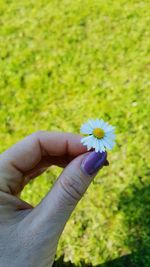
[93,128,105,139]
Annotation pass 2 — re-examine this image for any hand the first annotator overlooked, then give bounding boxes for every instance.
[0,131,107,267]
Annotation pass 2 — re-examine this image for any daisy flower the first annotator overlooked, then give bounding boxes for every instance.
[80,119,116,153]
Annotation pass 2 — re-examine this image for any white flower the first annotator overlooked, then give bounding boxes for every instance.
[80,119,116,153]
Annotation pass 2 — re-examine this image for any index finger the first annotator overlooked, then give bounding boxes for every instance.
[0,131,87,194]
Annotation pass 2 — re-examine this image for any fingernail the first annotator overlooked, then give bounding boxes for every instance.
[81,151,107,175]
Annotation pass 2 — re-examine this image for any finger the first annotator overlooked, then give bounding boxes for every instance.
[25,155,108,183]
[24,154,76,176]
[0,131,87,195]
[21,151,107,239]
[23,154,76,183]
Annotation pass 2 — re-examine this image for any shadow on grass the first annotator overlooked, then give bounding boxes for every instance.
[53,185,150,267]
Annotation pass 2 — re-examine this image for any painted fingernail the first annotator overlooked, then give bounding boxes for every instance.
[81,151,107,175]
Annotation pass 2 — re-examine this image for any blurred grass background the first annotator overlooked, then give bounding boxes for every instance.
[0,0,150,266]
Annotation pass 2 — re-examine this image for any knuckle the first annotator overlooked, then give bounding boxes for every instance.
[59,174,84,203]
[34,130,45,137]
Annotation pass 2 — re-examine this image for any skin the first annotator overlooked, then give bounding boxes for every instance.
[0,131,106,267]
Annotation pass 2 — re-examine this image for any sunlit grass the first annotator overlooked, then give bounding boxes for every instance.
[0,0,149,265]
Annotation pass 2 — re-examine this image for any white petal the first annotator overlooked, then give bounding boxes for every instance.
[88,136,96,150]
[98,142,102,152]
[105,132,116,141]
[88,136,94,148]
[93,138,99,152]
[95,119,100,128]
[104,125,115,132]
[97,119,104,128]
[93,119,100,129]
[94,139,99,152]
[99,121,111,135]
[92,137,98,150]
[102,138,111,150]
[87,119,96,130]
[92,119,99,128]
[104,135,115,142]
[101,120,108,128]
[80,123,93,134]
[81,135,94,150]
[102,124,108,132]
[81,135,92,144]
[104,134,116,142]
[84,135,94,149]
[103,137,115,149]
[99,140,105,152]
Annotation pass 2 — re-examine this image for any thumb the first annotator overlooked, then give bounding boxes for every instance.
[23,151,107,236]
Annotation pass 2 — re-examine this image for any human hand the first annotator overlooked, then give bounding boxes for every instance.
[0,131,108,267]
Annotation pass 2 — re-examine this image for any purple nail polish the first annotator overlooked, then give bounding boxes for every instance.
[81,151,107,175]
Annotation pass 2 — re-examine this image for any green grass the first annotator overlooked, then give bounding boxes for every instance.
[0,0,150,266]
